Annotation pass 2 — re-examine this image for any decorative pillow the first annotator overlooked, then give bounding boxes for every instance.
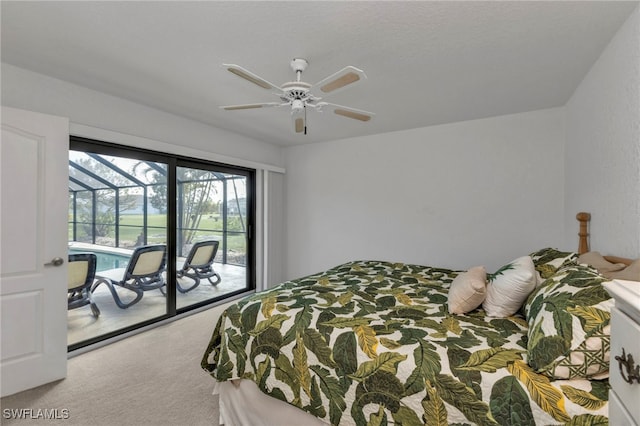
[529,247,578,279]
[604,258,640,281]
[482,256,537,318]
[448,266,487,314]
[524,263,612,379]
[578,251,627,274]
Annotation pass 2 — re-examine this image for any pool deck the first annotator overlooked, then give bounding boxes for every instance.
[67,243,249,347]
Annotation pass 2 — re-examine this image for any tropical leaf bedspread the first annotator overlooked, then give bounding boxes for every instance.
[202,260,609,425]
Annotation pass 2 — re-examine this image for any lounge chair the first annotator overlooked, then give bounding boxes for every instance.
[92,244,167,309]
[176,240,221,293]
[68,252,100,317]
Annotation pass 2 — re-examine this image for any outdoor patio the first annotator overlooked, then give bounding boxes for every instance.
[67,262,247,346]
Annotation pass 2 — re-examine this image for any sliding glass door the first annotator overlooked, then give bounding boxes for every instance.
[67,149,169,348]
[68,137,254,350]
[175,164,251,310]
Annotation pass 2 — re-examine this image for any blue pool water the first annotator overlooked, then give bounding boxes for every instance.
[69,249,131,272]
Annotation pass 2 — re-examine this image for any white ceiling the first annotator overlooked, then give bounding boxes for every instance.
[1,1,637,146]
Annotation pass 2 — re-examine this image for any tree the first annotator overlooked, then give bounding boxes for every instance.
[177,170,217,247]
[134,164,218,252]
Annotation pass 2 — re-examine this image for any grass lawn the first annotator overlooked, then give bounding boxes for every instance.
[69,214,247,251]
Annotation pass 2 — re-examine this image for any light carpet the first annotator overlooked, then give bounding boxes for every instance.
[1,304,231,426]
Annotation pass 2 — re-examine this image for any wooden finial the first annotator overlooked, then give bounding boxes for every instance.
[576,212,591,254]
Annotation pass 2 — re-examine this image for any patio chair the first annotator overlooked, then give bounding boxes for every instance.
[176,240,221,293]
[68,252,100,317]
[92,244,167,309]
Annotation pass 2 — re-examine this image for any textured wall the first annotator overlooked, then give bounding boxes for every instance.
[1,63,284,168]
[565,5,640,258]
[283,108,565,279]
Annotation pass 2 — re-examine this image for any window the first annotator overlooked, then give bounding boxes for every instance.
[68,137,255,350]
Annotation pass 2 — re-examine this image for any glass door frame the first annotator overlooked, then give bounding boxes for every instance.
[68,136,256,351]
[175,157,256,314]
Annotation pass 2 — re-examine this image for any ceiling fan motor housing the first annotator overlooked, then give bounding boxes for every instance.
[280,81,315,105]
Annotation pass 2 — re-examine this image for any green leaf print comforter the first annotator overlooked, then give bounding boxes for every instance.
[202,260,609,425]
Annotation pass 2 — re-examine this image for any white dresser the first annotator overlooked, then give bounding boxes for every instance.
[605,280,640,426]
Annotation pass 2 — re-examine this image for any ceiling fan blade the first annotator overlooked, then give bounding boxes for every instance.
[311,66,367,95]
[320,102,374,122]
[220,102,283,110]
[335,108,372,122]
[292,107,307,134]
[223,64,282,91]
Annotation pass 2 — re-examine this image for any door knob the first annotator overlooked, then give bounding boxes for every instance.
[44,257,64,267]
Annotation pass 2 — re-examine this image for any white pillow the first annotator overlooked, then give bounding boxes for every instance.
[448,266,487,314]
[483,256,537,317]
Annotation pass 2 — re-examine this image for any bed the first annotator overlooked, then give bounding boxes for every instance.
[202,212,637,425]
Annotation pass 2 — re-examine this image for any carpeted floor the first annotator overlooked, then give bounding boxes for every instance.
[1,303,232,426]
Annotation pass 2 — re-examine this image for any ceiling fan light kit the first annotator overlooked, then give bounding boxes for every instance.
[221,58,374,135]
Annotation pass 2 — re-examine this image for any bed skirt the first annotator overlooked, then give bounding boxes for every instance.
[213,379,329,426]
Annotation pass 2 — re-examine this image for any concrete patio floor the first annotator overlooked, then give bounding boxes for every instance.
[67,262,248,346]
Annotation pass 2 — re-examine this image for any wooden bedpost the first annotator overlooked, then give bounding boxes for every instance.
[576,212,591,254]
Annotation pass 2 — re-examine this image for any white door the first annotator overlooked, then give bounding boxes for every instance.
[1,106,69,397]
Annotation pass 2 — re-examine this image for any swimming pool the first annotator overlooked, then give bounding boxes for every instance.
[69,248,131,272]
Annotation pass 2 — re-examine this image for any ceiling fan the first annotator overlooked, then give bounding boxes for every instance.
[220,58,374,135]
